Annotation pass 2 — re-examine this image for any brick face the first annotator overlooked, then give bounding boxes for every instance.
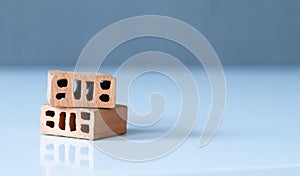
[40,104,127,140]
[47,70,116,108]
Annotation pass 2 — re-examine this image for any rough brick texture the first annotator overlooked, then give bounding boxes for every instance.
[47,70,116,108]
[40,104,127,140]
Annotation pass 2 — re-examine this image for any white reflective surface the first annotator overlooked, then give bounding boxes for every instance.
[0,66,300,175]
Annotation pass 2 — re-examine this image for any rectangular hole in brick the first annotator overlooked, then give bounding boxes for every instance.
[86,81,94,101]
[81,112,90,120]
[56,93,66,100]
[57,79,68,87]
[100,80,111,90]
[69,113,76,132]
[45,110,55,117]
[81,124,89,133]
[46,121,55,128]
[99,94,110,102]
[59,112,66,130]
[73,80,82,100]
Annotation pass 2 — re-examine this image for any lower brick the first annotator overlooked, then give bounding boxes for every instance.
[40,104,127,140]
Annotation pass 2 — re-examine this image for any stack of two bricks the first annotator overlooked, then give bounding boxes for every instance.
[41,70,127,140]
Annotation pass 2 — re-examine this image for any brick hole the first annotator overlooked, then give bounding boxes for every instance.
[73,80,82,100]
[99,94,110,102]
[100,80,111,90]
[81,124,89,133]
[59,112,66,130]
[69,113,76,131]
[46,121,55,128]
[86,81,94,101]
[57,79,68,87]
[56,93,66,100]
[45,110,55,117]
[81,112,90,120]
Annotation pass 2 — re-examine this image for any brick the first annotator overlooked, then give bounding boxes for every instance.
[47,70,116,108]
[40,104,127,140]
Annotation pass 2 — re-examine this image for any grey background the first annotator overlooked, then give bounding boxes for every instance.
[0,0,299,66]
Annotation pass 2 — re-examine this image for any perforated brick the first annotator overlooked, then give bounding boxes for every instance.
[47,70,116,108]
[40,104,127,140]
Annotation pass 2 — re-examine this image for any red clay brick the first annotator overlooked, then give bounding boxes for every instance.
[47,70,116,108]
[40,104,127,140]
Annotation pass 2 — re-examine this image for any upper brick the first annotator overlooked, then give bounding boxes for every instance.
[47,70,116,108]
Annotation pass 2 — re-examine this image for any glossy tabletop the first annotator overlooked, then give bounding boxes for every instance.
[0,66,300,175]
